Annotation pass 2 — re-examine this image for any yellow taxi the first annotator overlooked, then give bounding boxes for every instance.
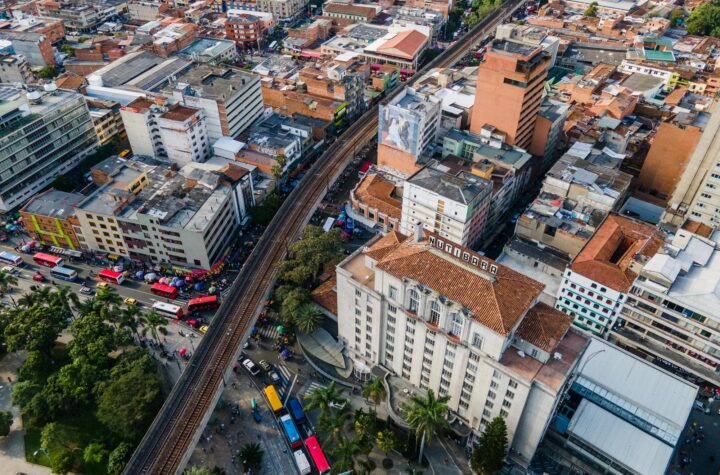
[96,282,109,290]
[199,325,208,334]
[123,297,138,306]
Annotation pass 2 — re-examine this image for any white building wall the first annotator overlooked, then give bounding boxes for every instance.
[400,181,472,246]
[556,268,624,336]
[120,108,156,156]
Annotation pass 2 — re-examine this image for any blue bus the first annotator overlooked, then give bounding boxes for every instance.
[50,266,78,282]
[280,414,302,449]
[288,398,307,425]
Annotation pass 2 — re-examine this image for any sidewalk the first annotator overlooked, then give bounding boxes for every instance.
[0,352,51,475]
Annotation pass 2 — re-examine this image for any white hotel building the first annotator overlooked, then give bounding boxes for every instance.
[335,230,587,465]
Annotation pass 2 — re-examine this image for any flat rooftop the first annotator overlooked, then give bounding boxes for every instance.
[491,39,538,57]
[159,64,258,99]
[179,37,234,58]
[22,189,85,219]
[408,157,492,206]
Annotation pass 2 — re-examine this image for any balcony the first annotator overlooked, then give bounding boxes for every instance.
[404,308,421,321]
[447,333,461,344]
[425,321,440,332]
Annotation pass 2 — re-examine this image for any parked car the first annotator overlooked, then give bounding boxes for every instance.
[96,282,109,289]
[243,359,260,376]
[32,273,45,282]
[252,409,262,423]
[258,360,271,372]
[1,266,17,275]
[79,286,93,295]
[185,319,199,328]
[123,297,138,306]
[694,400,705,411]
[199,325,208,334]
[270,371,281,383]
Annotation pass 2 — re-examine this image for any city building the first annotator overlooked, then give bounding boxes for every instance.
[560,0,646,15]
[400,157,492,249]
[163,64,264,142]
[297,60,367,121]
[321,24,429,71]
[350,172,402,232]
[120,97,211,165]
[612,225,720,386]
[127,1,172,21]
[528,100,569,173]
[0,53,33,83]
[0,84,98,212]
[535,337,696,475]
[147,22,199,58]
[377,87,441,177]
[636,110,708,206]
[470,40,551,149]
[255,0,306,23]
[321,3,380,24]
[225,12,273,50]
[178,38,238,64]
[0,31,55,67]
[335,229,587,465]
[555,214,664,337]
[86,98,125,146]
[75,156,253,270]
[36,1,105,33]
[19,188,84,249]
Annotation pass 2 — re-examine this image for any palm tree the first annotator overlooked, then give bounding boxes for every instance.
[329,435,361,473]
[318,405,349,447]
[0,270,17,295]
[73,296,104,316]
[49,285,78,319]
[120,305,142,342]
[239,442,264,471]
[95,287,122,309]
[139,310,169,345]
[304,381,344,420]
[295,303,323,334]
[405,389,450,464]
[361,377,386,413]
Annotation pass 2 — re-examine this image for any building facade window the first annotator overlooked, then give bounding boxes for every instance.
[408,289,419,313]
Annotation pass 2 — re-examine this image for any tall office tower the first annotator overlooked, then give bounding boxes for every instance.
[470,40,549,150]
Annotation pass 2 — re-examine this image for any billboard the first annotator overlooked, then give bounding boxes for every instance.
[378,103,420,156]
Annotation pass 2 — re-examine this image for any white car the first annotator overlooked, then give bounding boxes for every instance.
[243,359,260,376]
[79,286,93,295]
[1,266,17,275]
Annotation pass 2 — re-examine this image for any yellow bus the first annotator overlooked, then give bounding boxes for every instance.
[264,385,283,413]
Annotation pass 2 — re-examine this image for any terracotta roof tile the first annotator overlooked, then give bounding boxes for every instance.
[515,302,573,353]
[312,273,338,315]
[376,30,427,60]
[682,219,714,238]
[367,233,544,335]
[354,173,402,219]
[570,214,664,293]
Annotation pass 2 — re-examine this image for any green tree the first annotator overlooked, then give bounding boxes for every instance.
[584,1,598,16]
[139,310,169,346]
[0,270,17,294]
[295,303,323,333]
[687,1,720,36]
[280,226,343,285]
[304,380,344,421]
[41,422,81,453]
[4,304,69,355]
[68,312,118,367]
[239,442,264,471]
[60,44,75,56]
[50,450,75,475]
[11,380,42,409]
[83,442,108,464]
[471,416,508,475]
[18,350,52,383]
[96,350,163,441]
[466,12,480,26]
[319,406,349,447]
[249,193,282,226]
[0,411,12,436]
[670,7,684,26]
[329,435,361,473]
[405,389,450,464]
[107,442,134,475]
[38,65,59,79]
[361,377,386,413]
[376,429,396,455]
[279,287,310,323]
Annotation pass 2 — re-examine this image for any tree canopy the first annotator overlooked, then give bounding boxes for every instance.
[687,1,720,37]
[471,416,508,475]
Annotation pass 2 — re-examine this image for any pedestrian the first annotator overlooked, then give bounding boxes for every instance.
[7,376,11,383]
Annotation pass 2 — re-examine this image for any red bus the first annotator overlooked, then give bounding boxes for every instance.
[187,295,220,312]
[305,436,330,474]
[151,283,179,299]
[98,269,125,285]
[33,252,64,268]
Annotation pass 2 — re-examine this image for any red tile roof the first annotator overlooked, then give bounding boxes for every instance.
[376,30,427,60]
[353,173,402,219]
[365,232,544,335]
[570,214,664,293]
[516,302,573,353]
[312,273,338,315]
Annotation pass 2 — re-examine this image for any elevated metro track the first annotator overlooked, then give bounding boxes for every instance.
[124,2,523,472]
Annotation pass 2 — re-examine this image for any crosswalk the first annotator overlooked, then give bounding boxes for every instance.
[276,363,292,382]
[258,324,280,340]
[304,382,327,399]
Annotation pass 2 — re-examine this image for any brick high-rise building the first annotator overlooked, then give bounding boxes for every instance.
[470,40,549,149]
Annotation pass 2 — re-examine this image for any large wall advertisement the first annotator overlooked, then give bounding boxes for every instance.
[378,103,421,156]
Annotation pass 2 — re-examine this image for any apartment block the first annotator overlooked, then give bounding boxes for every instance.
[127,1,172,21]
[611,226,720,386]
[225,12,271,49]
[0,53,33,84]
[470,40,550,149]
[36,2,103,33]
[555,214,664,337]
[20,188,84,249]
[400,157,492,249]
[0,84,98,212]
[377,87,441,177]
[163,65,264,142]
[335,230,586,465]
[76,157,253,270]
[255,0,306,22]
[86,98,125,146]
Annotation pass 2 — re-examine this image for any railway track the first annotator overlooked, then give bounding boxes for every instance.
[124,2,523,473]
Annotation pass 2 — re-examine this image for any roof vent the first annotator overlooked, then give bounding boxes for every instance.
[26,89,41,104]
[43,81,57,94]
